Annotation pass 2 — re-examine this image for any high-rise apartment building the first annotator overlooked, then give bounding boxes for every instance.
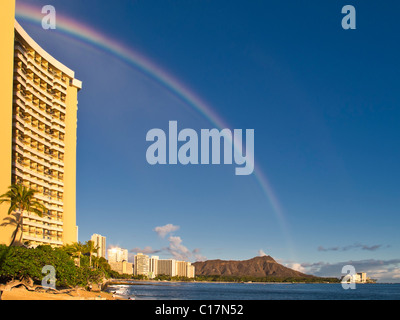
[0,4,81,247]
[175,261,195,278]
[158,259,177,277]
[149,255,159,279]
[109,260,133,276]
[187,262,195,278]
[91,234,106,258]
[108,247,133,276]
[134,253,150,276]
[175,260,188,277]
[132,254,195,278]
[108,247,129,263]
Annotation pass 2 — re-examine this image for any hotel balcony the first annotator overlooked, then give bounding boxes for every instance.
[53,75,68,89]
[24,101,53,124]
[47,204,63,213]
[12,162,51,185]
[50,177,64,187]
[53,97,66,109]
[26,56,54,86]
[14,90,26,103]
[51,103,66,117]
[50,184,64,193]
[22,234,63,246]
[26,64,53,89]
[21,120,51,143]
[51,198,64,206]
[23,129,52,149]
[26,84,52,107]
[26,77,53,101]
[14,51,28,66]
[53,82,67,96]
[22,213,63,230]
[51,144,64,154]
[23,144,52,163]
[51,136,65,149]
[50,156,64,166]
[14,70,27,85]
[13,169,51,189]
[13,97,25,110]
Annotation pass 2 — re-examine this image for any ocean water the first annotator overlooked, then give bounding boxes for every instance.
[105,281,400,300]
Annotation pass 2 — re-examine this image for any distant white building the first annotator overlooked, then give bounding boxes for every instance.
[109,261,133,275]
[108,247,128,263]
[91,234,106,258]
[355,272,367,283]
[134,253,150,276]
[341,271,375,284]
[187,262,195,278]
[149,256,159,279]
[133,255,195,278]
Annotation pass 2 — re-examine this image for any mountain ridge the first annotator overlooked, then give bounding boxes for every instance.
[192,255,313,278]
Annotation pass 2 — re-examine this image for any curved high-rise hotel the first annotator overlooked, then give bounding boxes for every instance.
[0,2,82,247]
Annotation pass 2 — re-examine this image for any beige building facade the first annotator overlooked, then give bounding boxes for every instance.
[91,234,106,258]
[0,1,81,247]
[108,247,128,263]
[134,253,150,276]
[109,261,133,275]
[133,254,195,278]
[158,259,177,277]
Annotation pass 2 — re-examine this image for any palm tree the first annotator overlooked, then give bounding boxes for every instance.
[62,241,85,267]
[0,184,47,247]
[73,242,85,267]
[84,240,98,268]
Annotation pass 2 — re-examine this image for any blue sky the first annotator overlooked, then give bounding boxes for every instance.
[15,0,400,282]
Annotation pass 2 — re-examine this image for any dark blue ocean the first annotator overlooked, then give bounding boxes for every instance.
[105,281,400,300]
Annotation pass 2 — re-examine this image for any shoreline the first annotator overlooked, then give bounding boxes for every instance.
[1,280,388,300]
[105,279,339,286]
[105,279,385,287]
[1,286,117,300]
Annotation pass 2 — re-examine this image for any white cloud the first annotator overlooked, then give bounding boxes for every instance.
[285,262,306,273]
[318,243,387,252]
[298,259,400,283]
[154,224,180,238]
[258,249,267,257]
[167,236,191,260]
[130,246,161,254]
[132,224,207,262]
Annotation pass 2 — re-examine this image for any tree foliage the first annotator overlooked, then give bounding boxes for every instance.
[0,184,47,246]
[0,244,122,289]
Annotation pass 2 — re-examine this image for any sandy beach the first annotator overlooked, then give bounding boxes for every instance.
[1,286,116,300]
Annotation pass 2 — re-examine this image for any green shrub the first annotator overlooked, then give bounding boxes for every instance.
[0,245,104,288]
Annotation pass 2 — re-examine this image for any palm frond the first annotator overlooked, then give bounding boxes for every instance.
[0,184,45,217]
[7,203,18,216]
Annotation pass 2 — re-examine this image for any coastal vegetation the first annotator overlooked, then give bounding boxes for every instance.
[0,243,129,297]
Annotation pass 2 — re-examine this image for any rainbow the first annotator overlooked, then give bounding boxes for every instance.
[15,2,294,258]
